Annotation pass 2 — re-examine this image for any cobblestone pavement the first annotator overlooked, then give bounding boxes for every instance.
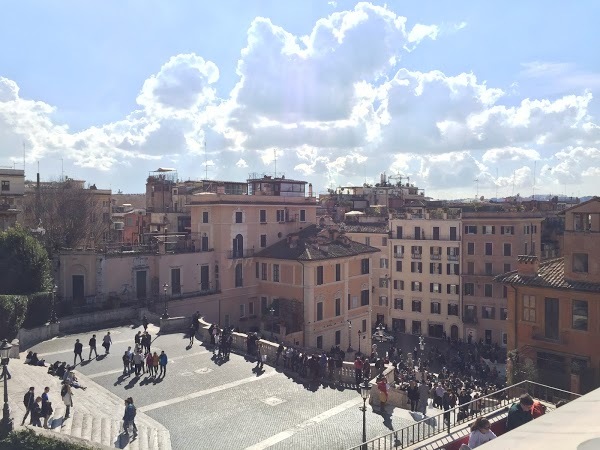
[29,323,425,450]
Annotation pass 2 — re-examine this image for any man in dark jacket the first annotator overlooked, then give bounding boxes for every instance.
[506,393,534,431]
[88,334,98,360]
[21,387,35,425]
[74,339,83,365]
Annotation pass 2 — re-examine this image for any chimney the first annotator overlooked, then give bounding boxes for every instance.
[308,183,313,197]
[517,255,539,277]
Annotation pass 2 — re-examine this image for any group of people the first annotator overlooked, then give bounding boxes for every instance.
[122,346,168,378]
[21,386,53,428]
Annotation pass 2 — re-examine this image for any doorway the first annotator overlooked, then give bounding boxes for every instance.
[428,323,443,338]
[72,275,84,305]
[450,325,459,341]
[136,270,147,301]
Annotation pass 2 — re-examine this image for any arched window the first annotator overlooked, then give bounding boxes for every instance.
[233,234,244,258]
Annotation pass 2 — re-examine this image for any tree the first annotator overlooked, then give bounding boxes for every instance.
[0,225,52,295]
[21,178,110,256]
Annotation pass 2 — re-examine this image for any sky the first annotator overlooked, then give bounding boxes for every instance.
[1,1,599,200]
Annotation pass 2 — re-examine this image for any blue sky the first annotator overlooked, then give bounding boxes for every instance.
[1,1,599,199]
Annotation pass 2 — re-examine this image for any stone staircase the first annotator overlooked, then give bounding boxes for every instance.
[7,362,171,449]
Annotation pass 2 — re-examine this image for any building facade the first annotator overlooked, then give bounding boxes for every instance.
[0,168,24,230]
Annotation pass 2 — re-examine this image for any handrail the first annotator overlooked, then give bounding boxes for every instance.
[348,380,580,450]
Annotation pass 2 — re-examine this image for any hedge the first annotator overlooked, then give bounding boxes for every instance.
[0,295,28,341]
[22,292,53,329]
[0,429,93,450]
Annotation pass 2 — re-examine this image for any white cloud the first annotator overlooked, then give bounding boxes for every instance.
[482,147,541,163]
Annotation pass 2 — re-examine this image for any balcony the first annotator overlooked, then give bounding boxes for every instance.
[447,254,459,261]
[394,253,404,259]
[411,253,422,260]
[430,254,441,260]
[227,248,255,259]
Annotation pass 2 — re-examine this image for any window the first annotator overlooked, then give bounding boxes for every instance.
[255,262,259,279]
[394,245,404,257]
[102,212,110,223]
[482,225,495,235]
[432,226,440,240]
[412,300,422,312]
[467,262,475,275]
[335,298,341,316]
[361,258,370,274]
[430,246,442,259]
[446,263,459,275]
[394,298,404,310]
[360,289,369,306]
[411,281,422,292]
[259,209,267,223]
[448,303,459,316]
[467,242,475,255]
[379,296,388,306]
[484,284,493,297]
[465,225,477,234]
[524,242,528,255]
[248,301,255,315]
[171,268,181,295]
[335,330,341,346]
[501,226,514,235]
[395,261,402,272]
[365,237,371,246]
[260,235,267,248]
[504,263,511,273]
[430,283,441,293]
[261,263,267,281]
[299,209,306,222]
[316,336,323,349]
[393,280,404,290]
[500,308,508,320]
[503,243,512,257]
[202,211,209,223]
[276,209,285,222]
[235,211,243,223]
[273,264,280,282]
[464,283,475,296]
[412,321,422,335]
[379,278,389,288]
[396,226,403,239]
[447,284,459,295]
[503,286,508,298]
[485,263,493,276]
[380,258,389,269]
[572,300,588,331]
[335,263,341,281]
[430,263,442,274]
[316,266,324,285]
[261,296,267,312]
[522,295,536,322]
[382,237,387,246]
[411,262,423,273]
[235,264,243,287]
[482,306,495,319]
[411,246,422,258]
[430,301,441,314]
[502,333,508,345]
[317,302,323,321]
[485,243,493,256]
[362,319,367,332]
[573,253,589,273]
[240,304,245,318]
[1,180,9,191]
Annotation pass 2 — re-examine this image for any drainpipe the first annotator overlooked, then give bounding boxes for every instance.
[299,260,306,348]
[509,283,518,350]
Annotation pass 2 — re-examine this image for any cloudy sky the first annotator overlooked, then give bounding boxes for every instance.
[1,1,599,199]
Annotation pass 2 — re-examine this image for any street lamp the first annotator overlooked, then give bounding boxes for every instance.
[359,381,372,450]
[0,339,13,438]
[162,283,169,319]
[419,335,426,352]
[268,306,275,340]
[358,330,362,355]
[49,284,58,324]
[347,320,353,352]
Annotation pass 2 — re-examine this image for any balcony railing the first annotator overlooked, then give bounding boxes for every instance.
[348,380,579,450]
[227,248,256,259]
[412,253,422,259]
[430,254,441,260]
[463,313,478,324]
[447,254,459,261]
[394,253,404,259]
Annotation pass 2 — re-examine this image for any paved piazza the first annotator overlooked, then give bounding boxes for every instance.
[30,323,421,450]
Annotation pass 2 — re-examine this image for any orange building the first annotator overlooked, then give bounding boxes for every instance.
[496,197,600,393]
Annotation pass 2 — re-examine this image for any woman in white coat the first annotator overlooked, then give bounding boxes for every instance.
[61,382,73,418]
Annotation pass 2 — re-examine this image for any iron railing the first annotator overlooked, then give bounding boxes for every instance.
[348,380,580,450]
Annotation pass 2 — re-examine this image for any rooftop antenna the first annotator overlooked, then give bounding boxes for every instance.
[512,171,516,196]
[22,142,26,173]
[532,161,537,199]
[274,148,277,178]
[495,168,499,199]
[474,178,479,199]
[204,141,208,180]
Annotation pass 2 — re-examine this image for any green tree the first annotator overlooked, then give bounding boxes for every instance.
[0,225,52,295]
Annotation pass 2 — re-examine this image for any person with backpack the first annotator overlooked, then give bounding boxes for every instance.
[61,382,73,419]
[21,386,35,425]
[73,339,84,366]
[102,331,112,354]
[88,334,98,360]
[122,397,137,437]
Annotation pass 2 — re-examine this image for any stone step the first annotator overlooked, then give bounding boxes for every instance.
[101,416,112,446]
[81,413,93,441]
[70,410,84,439]
[91,415,102,443]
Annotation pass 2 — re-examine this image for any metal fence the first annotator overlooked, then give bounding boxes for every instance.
[348,380,580,450]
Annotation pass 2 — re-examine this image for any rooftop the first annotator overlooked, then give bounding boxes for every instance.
[342,223,389,234]
[255,224,380,261]
[494,257,600,293]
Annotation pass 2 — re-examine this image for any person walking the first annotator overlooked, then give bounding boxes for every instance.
[30,397,43,427]
[21,386,35,425]
[142,315,149,332]
[354,357,364,386]
[158,351,168,377]
[122,351,131,376]
[143,332,152,354]
[122,397,138,437]
[134,331,142,350]
[41,386,52,428]
[417,381,430,417]
[73,339,83,365]
[376,376,388,412]
[407,380,420,412]
[102,331,112,354]
[61,382,73,419]
[188,324,195,346]
[88,334,98,360]
[276,343,284,366]
[152,351,159,377]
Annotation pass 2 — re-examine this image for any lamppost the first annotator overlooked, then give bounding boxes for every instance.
[162,283,169,319]
[347,320,353,352]
[359,381,372,450]
[419,335,426,352]
[49,284,58,324]
[268,306,275,340]
[0,339,13,438]
[358,330,362,355]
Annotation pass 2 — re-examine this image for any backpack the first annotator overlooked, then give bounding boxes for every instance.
[23,392,32,407]
[123,354,130,364]
[61,385,68,397]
